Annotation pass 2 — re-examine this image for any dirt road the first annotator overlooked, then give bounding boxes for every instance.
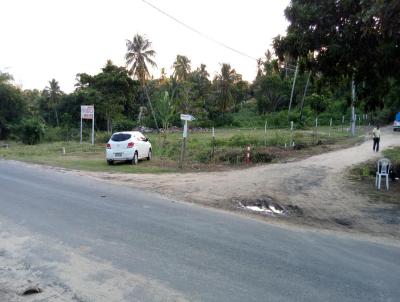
[82,128,400,239]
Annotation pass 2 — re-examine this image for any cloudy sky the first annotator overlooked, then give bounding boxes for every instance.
[1,0,290,92]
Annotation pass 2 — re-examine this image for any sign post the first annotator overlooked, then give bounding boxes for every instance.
[80,105,95,145]
[179,114,195,168]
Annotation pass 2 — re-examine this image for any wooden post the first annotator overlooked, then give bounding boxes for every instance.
[329,118,332,137]
[211,127,215,160]
[264,120,268,147]
[342,115,344,132]
[290,121,294,147]
[351,78,356,136]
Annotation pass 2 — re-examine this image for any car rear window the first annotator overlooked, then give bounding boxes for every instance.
[111,133,131,142]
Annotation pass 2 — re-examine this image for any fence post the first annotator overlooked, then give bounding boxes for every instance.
[264,120,268,147]
[315,117,318,144]
[290,121,294,147]
[329,117,332,137]
[342,115,344,132]
[211,127,215,160]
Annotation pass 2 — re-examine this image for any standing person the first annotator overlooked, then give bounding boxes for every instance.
[372,125,381,152]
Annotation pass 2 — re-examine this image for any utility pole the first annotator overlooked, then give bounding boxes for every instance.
[299,71,311,124]
[288,58,299,120]
[144,86,159,132]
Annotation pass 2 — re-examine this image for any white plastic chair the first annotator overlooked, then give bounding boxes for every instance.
[376,158,391,190]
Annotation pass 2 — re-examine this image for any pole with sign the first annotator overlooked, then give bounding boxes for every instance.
[80,105,95,145]
[179,114,195,168]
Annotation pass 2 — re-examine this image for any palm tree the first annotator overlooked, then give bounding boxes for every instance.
[214,64,238,113]
[172,55,192,112]
[125,34,159,130]
[172,55,191,82]
[44,79,62,127]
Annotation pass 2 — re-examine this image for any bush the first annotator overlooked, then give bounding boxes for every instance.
[213,114,239,127]
[18,118,45,145]
[43,127,63,142]
[218,149,243,164]
[252,149,275,163]
[113,119,136,132]
[267,132,289,146]
[95,131,112,144]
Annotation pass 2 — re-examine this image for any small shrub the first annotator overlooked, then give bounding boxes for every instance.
[252,149,275,163]
[268,132,288,146]
[18,118,45,145]
[43,127,63,142]
[218,149,243,164]
[95,132,111,144]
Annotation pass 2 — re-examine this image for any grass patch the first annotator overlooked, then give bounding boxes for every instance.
[0,127,364,173]
[349,146,400,204]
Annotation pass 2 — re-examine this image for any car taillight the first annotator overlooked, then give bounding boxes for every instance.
[106,143,111,149]
[127,142,134,148]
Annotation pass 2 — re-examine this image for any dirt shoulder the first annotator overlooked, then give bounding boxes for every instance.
[64,127,399,240]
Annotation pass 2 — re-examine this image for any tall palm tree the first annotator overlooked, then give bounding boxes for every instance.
[172,55,191,82]
[214,64,238,113]
[172,55,192,112]
[45,79,62,127]
[125,34,158,130]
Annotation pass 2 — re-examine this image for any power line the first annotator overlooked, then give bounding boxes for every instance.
[141,0,258,61]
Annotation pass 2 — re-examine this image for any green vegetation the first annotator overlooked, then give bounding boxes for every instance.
[351,147,400,180]
[0,127,363,172]
[383,147,400,164]
[0,1,399,172]
[349,147,400,205]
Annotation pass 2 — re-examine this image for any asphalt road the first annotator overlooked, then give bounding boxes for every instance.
[0,160,399,302]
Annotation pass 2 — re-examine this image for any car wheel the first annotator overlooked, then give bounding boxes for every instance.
[132,152,138,165]
[107,160,114,165]
[147,149,152,161]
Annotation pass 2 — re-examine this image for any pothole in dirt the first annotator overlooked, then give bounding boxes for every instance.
[21,286,42,296]
[233,197,303,217]
[333,218,353,228]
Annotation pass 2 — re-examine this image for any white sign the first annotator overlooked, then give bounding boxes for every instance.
[81,105,94,120]
[180,114,195,121]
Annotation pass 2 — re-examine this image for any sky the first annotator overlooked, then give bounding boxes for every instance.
[0,0,290,92]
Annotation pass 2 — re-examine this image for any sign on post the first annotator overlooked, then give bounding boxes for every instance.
[81,105,94,119]
[179,114,195,168]
[80,105,95,145]
[180,114,195,121]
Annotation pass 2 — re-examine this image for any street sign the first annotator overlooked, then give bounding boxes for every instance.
[81,105,94,120]
[80,105,95,145]
[180,114,195,121]
[179,114,195,168]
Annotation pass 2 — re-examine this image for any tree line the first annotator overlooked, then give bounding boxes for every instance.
[1,0,399,143]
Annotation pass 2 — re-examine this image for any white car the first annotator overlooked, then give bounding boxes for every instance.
[106,131,152,165]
